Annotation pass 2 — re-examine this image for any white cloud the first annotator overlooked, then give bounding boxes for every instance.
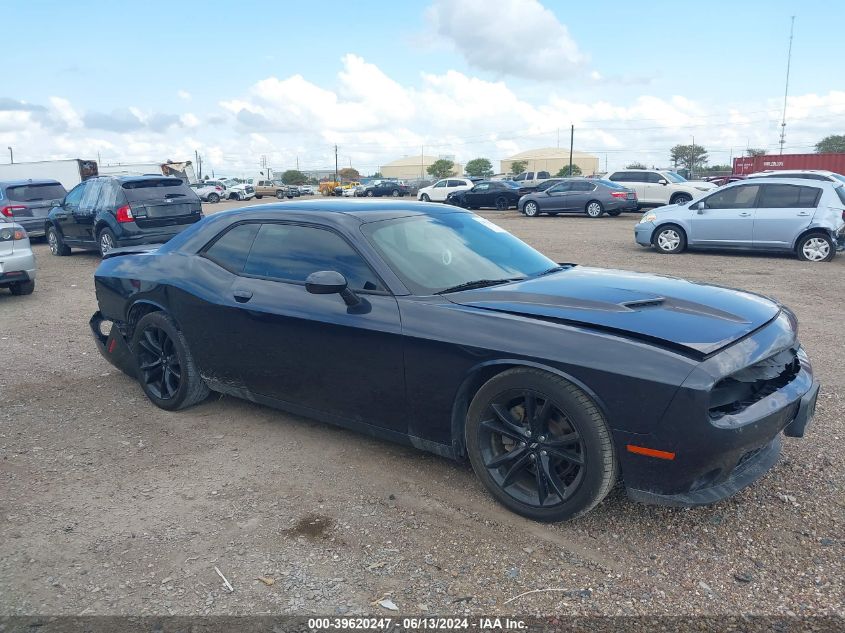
[177,90,192,101]
[1,56,844,174]
[426,0,586,80]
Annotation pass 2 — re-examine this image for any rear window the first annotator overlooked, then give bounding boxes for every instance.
[204,223,260,274]
[597,179,626,189]
[6,182,67,202]
[122,178,196,202]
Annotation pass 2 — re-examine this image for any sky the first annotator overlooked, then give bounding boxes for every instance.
[2,0,844,177]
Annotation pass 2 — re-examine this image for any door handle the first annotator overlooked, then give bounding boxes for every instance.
[233,290,253,303]
[797,211,810,216]
[739,212,752,217]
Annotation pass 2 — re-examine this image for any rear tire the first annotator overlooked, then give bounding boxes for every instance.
[131,311,210,411]
[276,190,285,199]
[653,224,686,254]
[607,210,622,217]
[465,368,617,522]
[97,228,117,258]
[255,194,263,199]
[207,193,220,203]
[47,226,70,256]
[494,196,508,211]
[585,201,604,218]
[796,232,835,262]
[9,280,35,295]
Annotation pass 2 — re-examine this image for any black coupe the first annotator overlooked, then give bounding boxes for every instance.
[446,180,522,210]
[90,201,818,521]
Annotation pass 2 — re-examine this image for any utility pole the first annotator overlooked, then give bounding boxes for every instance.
[568,125,574,176]
[334,145,338,183]
[421,145,424,180]
[296,156,299,171]
[557,128,560,149]
[779,16,796,155]
[691,135,695,178]
[8,146,13,164]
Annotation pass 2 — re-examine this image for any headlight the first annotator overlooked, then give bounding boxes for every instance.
[639,212,657,224]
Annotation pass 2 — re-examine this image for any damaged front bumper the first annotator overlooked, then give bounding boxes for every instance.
[90,311,137,378]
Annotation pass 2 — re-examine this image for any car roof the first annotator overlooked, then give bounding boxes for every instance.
[722,177,837,188]
[222,199,469,221]
[0,178,64,187]
[749,169,835,175]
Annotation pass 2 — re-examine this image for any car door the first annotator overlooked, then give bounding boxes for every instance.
[752,183,822,250]
[52,181,88,243]
[465,183,490,207]
[639,172,668,205]
[73,177,104,244]
[430,179,448,201]
[224,222,407,431]
[539,181,573,212]
[568,181,596,211]
[688,183,759,247]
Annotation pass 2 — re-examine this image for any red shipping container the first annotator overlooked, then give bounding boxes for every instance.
[733,153,845,175]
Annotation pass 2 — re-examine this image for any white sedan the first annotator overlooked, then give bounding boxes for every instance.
[417,178,474,202]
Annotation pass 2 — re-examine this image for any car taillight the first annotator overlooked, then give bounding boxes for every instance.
[1,205,26,217]
[610,192,627,199]
[116,204,134,223]
[215,186,223,192]
[0,226,26,240]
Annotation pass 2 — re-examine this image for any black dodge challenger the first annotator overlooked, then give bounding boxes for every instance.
[90,200,819,521]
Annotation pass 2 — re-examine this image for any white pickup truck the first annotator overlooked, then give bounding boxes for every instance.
[510,170,552,188]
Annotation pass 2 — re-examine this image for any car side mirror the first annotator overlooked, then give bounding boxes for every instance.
[693,201,705,212]
[658,179,668,185]
[306,270,360,306]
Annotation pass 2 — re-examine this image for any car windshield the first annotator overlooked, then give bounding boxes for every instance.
[362,212,557,295]
[499,180,521,189]
[663,172,687,183]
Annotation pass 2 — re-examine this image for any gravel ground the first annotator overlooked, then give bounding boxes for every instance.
[0,198,842,618]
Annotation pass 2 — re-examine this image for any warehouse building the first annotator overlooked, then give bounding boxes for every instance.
[380,155,464,181]
[501,148,599,176]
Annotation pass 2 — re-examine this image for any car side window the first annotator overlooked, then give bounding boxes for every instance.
[447,180,464,187]
[204,223,261,274]
[757,184,821,209]
[608,172,626,182]
[571,182,595,192]
[63,183,86,207]
[538,171,550,179]
[79,178,103,213]
[474,184,490,191]
[98,179,120,212]
[433,180,446,188]
[703,185,760,209]
[645,172,664,184]
[243,224,383,291]
[547,183,572,193]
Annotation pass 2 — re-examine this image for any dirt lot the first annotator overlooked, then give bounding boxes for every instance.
[1,198,842,618]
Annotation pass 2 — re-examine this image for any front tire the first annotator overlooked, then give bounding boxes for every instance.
[9,280,35,295]
[465,368,617,522]
[98,228,116,257]
[670,193,692,205]
[366,190,374,197]
[47,226,70,256]
[653,224,686,254]
[607,210,622,217]
[523,201,540,217]
[585,201,604,218]
[131,312,210,411]
[420,194,430,202]
[796,232,835,262]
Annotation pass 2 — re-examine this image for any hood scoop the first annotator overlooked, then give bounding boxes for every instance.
[621,297,665,309]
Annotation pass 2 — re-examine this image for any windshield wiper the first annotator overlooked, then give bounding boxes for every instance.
[534,264,575,277]
[435,278,523,294]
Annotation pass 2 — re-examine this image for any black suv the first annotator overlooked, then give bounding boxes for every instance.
[45,175,203,257]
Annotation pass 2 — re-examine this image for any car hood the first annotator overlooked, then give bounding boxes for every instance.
[447,267,781,356]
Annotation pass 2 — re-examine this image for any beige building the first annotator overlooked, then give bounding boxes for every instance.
[380,155,464,181]
[501,148,599,176]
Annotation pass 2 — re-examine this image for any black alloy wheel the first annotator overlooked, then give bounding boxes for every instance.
[466,368,617,521]
[132,312,209,411]
[495,196,508,210]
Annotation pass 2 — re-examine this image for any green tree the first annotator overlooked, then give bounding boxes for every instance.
[281,169,308,185]
[815,135,845,153]
[370,171,383,179]
[465,158,494,178]
[509,160,528,175]
[670,144,708,172]
[555,164,582,177]
[746,148,767,157]
[626,162,647,169]
[426,159,455,180]
[339,167,360,181]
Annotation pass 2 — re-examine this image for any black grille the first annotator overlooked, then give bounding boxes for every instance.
[709,348,800,419]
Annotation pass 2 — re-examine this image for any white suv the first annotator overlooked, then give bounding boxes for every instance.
[417,178,474,202]
[608,169,715,207]
[746,170,845,185]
